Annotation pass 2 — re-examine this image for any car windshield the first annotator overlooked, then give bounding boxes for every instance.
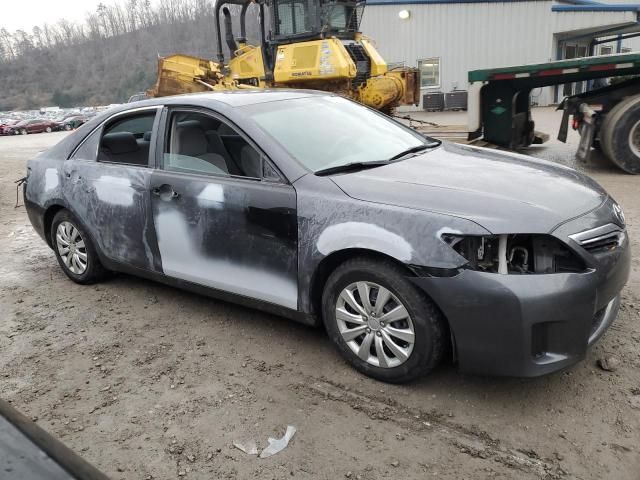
[243,96,431,172]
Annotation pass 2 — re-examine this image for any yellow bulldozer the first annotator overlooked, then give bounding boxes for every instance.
[147,0,420,112]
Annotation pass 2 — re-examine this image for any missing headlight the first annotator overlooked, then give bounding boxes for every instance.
[441,234,586,274]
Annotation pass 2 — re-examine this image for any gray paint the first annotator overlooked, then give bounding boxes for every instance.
[24,90,631,377]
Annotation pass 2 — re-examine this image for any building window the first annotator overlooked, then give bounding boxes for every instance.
[600,45,613,56]
[418,58,440,88]
[622,47,632,54]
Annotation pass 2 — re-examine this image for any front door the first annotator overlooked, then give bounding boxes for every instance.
[150,108,298,309]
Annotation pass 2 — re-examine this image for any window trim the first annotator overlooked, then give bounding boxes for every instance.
[418,57,441,90]
[159,106,288,184]
[600,45,613,56]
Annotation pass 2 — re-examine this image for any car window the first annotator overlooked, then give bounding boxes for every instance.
[98,111,156,166]
[70,128,101,161]
[163,111,266,179]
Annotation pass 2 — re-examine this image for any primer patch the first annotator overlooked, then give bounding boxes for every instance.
[44,168,59,191]
[94,176,134,207]
[197,184,225,209]
[155,209,297,309]
[317,222,413,262]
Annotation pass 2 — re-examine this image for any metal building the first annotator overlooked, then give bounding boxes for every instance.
[360,0,640,108]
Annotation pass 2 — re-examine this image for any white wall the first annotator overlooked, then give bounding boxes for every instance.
[362,1,640,108]
[361,1,556,107]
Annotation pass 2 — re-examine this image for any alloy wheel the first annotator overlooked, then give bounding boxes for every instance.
[336,281,415,368]
[55,221,88,274]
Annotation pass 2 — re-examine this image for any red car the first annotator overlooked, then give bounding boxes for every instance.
[0,119,19,135]
[8,119,58,135]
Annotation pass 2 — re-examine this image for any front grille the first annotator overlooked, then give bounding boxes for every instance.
[569,223,624,254]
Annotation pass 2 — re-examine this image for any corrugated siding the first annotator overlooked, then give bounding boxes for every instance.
[361,2,554,103]
[362,1,640,106]
[552,11,637,34]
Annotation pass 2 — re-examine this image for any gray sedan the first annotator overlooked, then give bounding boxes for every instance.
[23,90,630,382]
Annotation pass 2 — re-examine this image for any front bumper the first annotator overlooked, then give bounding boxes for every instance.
[412,229,630,377]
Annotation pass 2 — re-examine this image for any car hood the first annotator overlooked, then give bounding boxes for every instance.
[330,142,607,233]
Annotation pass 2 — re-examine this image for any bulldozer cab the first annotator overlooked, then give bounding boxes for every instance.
[270,0,363,42]
[214,0,364,65]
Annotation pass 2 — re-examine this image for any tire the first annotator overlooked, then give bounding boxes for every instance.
[322,257,446,383]
[51,210,106,284]
[20,129,27,135]
[45,126,52,133]
[64,124,72,131]
[600,93,640,174]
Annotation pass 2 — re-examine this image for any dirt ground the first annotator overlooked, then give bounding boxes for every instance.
[1,107,639,480]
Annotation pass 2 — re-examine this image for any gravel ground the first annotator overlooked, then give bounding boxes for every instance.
[1,108,639,480]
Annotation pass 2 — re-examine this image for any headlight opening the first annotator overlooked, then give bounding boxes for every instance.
[442,234,586,274]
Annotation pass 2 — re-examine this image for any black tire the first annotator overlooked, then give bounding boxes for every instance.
[51,210,106,284]
[322,257,446,383]
[600,93,640,174]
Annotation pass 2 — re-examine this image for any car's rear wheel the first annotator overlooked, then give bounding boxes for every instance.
[322,257,445,383]
[51,210,106,284]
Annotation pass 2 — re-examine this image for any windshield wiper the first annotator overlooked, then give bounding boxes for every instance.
[388,142,440,161]
[315,160,390,176]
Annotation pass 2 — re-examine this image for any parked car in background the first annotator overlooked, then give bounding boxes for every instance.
[24,91,630,383]
[54,115,88,131]
[0,119,19,135]
[7,119,58,135]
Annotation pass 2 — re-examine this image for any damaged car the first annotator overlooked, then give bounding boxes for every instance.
[23,91,630,383]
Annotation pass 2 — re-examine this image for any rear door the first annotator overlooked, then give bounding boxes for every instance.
[63,107,162,272]
[149,107,298,309]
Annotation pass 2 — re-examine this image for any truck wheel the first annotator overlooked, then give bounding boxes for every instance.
[600,94,640,174]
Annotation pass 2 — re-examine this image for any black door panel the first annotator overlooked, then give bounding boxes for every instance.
[150,170,298,309]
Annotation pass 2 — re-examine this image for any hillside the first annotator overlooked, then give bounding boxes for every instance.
[0,0,259,110]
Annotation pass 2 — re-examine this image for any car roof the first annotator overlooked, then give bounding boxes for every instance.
[127,89,329,109]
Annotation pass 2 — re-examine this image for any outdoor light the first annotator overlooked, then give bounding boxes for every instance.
[398,9,410,20]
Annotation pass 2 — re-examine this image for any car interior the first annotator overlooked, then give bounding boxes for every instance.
[97,111,263,179]
[165,112,263,178]
[98,113,155,166]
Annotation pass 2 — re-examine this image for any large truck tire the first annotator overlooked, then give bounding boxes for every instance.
[600,93,640,174]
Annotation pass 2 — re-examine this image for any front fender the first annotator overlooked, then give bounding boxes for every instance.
[295,174,489,313]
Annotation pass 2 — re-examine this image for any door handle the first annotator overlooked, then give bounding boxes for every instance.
[152,184,180,200]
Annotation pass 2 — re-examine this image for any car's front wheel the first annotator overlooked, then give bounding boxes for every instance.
[45,126,52,133]
[20,129,27,135]
[51,210,106,284]
[322,257,446,383]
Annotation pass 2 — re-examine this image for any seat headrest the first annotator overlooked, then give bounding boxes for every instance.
[102,132,139,154]
[205,130,227,151]
[176,124,208,157]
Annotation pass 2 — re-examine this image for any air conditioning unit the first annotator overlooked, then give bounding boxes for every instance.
[422,92,444,111]
[445,90,468,111]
